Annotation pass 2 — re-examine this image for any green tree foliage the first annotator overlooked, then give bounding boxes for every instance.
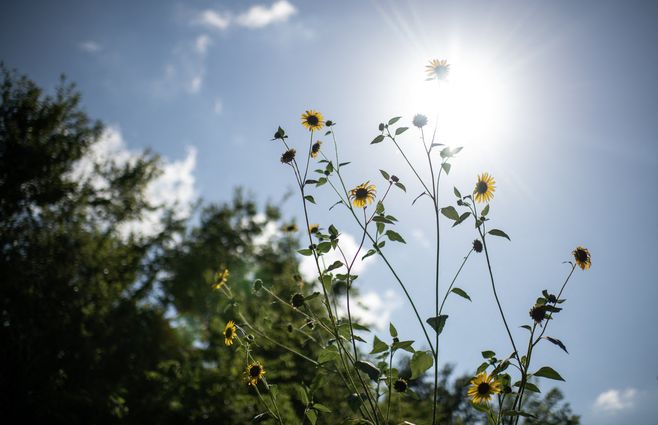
[0,66,580,424]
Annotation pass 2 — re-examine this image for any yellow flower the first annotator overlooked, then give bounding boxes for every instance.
[283,223,298,233]
[224,320,237,346]
[467,372,502,404]
[473,173,496,204]
[426,59,450,81]
[212,268,230,290]
[301,110,324,131]
[245,361,266,386]
[572,246,591,270]
[349,181,377,208]
[308,224,320,234]
[310,141,322,159]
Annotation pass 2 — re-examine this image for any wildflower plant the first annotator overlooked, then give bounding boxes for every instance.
[217,59,590,425]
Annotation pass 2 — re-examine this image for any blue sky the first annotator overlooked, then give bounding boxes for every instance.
[2,1,657,423]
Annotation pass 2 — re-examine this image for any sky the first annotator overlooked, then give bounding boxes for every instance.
[2,0,658,423]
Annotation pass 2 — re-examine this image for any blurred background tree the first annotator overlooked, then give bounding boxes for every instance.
[0,65,579,424]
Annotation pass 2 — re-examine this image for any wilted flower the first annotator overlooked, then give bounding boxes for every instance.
[281,149,296,164]
[311,141,322,159]
[393,378,408,393]
[529,304,548,324]
[572,247,591,270]
[472,239,483,253]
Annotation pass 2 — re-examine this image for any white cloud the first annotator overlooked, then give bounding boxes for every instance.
[195,34,212,55]
[594,388,638,413]
[337,290,402,330]
[196,1,297,31]
[198,10,230,30]
[236,0,297,29]
[188,74,203,93]
[79,40,101,53]
[70,126,197,239]
[412,228,431,248]
[213,97,223,115]
[299,232,375,282]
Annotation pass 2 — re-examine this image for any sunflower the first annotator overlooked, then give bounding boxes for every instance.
[245,361,266,386]
[349,181,377,208]
[212,268,230,290]
[473,173,496,204]
[529,304,548,324]
[308,224,320,234]
[472,239,483,253]
[280,148,296,164]
[393,378,408,393]
[283,223,298,232]
[467,372,502,404]
[572,246,591,270]
[426,59,450,81]
[310,141,322,159]
[301,110,324,131]
[224,320,237,346]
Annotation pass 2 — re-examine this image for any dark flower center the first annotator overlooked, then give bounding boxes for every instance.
[250,365,262,378]
[355,188,369,199]
[307,115,319,126]
[476,181,488,194]
[225,327,233,338]
[394,379,408,392]
[477,382,491,395]
[312,143,320,153]
[575,249,587,262]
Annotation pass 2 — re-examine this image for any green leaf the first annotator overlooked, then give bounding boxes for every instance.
[440,206,460,221]
[451,287,472,301]
[426,315,448,335]
[295,385,309,405]
[297,249,313,256]
[317,347,339,364]
[312,403,332,413]
[326,261,344,272]
[441,162,451,174]
[395,127,408,135]
[440,147,453,158]
[520,325,532,332]
[391,340,415,353]
[488,229,511,240]
[533,366,565,381]
[523,382,541,393]
[388,116,401,125]
[379,169,390,180]
[503,410,537,419]
[394,182,406,192]
[375,201,385,214]
[544,337,569,354]
[305,409,317,425]
[410,350,434,379]
[481,204,490,217]
[304,195,316,204]
[481,350,496,359]
[355,360,381,381]
[362,249,376,260]
[385,230,406,243]
[371,135,385,144]
[329,200,342,210]
[389,322,398,338]
[452,212,471,227]
[453,187,462,198]
[370,335,389,354]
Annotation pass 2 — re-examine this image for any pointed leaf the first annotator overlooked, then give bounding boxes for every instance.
[488,229,511,240]
[410,350,434,379]
[533,366,565,381]
[426,315,448,335]
[451,287,472,301]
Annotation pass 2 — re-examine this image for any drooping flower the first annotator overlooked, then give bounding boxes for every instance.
[426,59,450,81]
[245,361,266,386]
[301,110,324,131]
[224,320,238,346]
[310,141,322,159]
[572,246,591,270]
[349,181,377,208]
[473,173,496,204]
[212,268,230,290]
[472,239,483,253]
[467,372,502,404]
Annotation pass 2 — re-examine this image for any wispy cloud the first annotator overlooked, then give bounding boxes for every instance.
[299,232,375,282]
[337,289,402,330]
[196,1,297,31]
[79,40,101,53]
[213,97,223,115]
[198,10,230,30]
[594,388,637,413]
[195,34,212,55]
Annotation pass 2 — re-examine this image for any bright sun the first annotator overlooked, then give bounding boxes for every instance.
[396,56,509,150]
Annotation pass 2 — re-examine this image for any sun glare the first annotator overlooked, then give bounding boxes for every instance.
[397,56,509,150]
